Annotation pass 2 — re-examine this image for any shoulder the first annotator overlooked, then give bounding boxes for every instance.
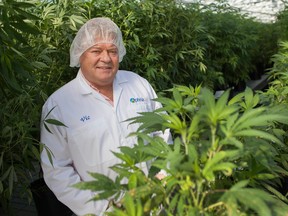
[43,78,78,107]
[51,79,77,98]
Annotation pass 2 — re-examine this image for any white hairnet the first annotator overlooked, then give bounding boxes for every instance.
[69,17,126,67]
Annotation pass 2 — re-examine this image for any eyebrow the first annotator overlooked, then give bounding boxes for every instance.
[91,44,117,49]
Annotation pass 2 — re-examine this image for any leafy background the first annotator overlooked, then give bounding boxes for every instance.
[1,0,288,215]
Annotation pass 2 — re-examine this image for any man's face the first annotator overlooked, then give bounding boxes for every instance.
[79,43,119,88]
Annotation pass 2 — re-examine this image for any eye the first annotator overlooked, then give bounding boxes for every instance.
[108,50,118,55]
[91,49,102,54]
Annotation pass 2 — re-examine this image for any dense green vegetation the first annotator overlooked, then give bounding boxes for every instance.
[1,0,288,215]
[76,85,288,215]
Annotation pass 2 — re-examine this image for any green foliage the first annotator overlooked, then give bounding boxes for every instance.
[0,0,286,214]
[262,41,288,105]
[28,0,87,96]
[0,0,40,93]
[0,0,87,213]
[201,9,250,89]
[248,21,279,80]
[84,0,281,91]
[0,89,43,213]
[74,86,288,215]
[0,0,43,212]
[1,0,278,93]
[87,0,211,90]
[275,5,288,41]
[259,41,288,200]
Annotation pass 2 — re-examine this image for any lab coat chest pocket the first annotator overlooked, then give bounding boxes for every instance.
[68,119,115,166]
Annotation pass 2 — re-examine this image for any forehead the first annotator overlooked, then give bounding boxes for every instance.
[91,43,118,49]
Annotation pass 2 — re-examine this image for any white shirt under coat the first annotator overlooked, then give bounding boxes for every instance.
[40,70,171,216]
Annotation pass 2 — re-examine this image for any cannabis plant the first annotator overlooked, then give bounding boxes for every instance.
[259,41,288,198]
[75,85,288,216]
[261,41,288,105]
[0,0,86,213]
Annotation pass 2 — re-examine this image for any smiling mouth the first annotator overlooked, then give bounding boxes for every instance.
[97,66,112,70]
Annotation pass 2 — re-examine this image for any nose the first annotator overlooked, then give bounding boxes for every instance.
[100,50,111,62]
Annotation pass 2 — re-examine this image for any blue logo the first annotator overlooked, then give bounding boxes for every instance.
[80,115,90,122]
[130,97,144,103]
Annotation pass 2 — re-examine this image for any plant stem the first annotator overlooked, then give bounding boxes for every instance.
[195,180,203,208]
[203,201,225,212]
[209,125,217,159]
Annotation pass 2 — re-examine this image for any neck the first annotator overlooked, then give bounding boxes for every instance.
[91,83,113,100]
[80,71,114,101]
[96,84,113,92]
[101,88,113,102]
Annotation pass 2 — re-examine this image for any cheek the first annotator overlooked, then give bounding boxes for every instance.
[79,54,85,65]
[79,53,90,66]
[112,57,119,66]
[80,52,100,64]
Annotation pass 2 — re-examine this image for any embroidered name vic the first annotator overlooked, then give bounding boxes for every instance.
[80,115,90,122]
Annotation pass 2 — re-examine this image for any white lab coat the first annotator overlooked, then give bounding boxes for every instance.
[40,70,171,216]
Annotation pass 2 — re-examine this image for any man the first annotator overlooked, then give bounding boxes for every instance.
[40,17,171,216]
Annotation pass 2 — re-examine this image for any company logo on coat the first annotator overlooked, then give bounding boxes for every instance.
[130,97,145,103]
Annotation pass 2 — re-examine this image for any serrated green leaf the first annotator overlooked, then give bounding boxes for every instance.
[45,145,54,167]
[113,152,135,166]
[231,107,265,130]
[43,122,52,134]
[31,145,40,161]
[73,178,116,197]
[228,91,244,105]
[215,89,230,111]
[172,88,183,107]
[203,151,238,180]
[200,87,216,110]
[128,112,164,133]
[44,118,67,127]
[136,198,143,216]
[222,187,274,216]
[163,113,186,135]
[219,137,243,150]
[44,106,57,119]
[0,166,12,181]
[128,174,137,190]
[234,129,283,147]
[143,198,151,213]
[87,172,115,185]
[187,114,200,140]
[124,194,136,216]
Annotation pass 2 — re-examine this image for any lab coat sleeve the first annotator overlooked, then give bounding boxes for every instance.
[40,100,108,216]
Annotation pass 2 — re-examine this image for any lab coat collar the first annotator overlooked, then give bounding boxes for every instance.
[77,69,127,107]
[77,69,128,95]
[77,70,93,95]
[113,73,126,108]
